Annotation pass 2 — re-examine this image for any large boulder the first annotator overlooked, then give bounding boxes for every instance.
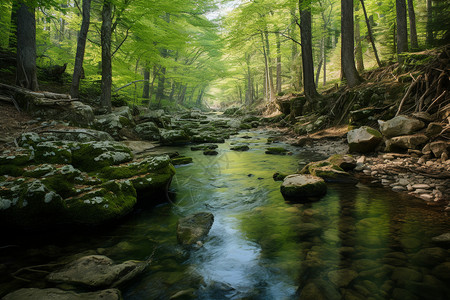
[3,288,121,300]
[0,139,175,229]
[160,129,190,145]
[135,122,160,141]
[378,115,425,138]
[280,174,327,200]
[47,255,148,288]
[177,212,214,246]
[385,134,429,152]
[347,126,383,153]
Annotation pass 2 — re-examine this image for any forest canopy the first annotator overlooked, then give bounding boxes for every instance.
[0,0,449,110]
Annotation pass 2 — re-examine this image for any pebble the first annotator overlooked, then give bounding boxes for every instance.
[392,186,406,191]
[420,194,434,201]
[357,156,366,163]
[414,189,429,194]
[412,184,430,189]
[363,170,371,175]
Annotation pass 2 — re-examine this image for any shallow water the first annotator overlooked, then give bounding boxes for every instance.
[1,129,449,299]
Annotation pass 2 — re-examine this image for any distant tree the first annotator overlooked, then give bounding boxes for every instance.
[101,0,112,112]
[396,0,408,61]
[426,0,433,46]
[341,0,361,87]
[70,0,91,99]
[16,0,38,91]
[407,0,418,50]
[299,0,319,99]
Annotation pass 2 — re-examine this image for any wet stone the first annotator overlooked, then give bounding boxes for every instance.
[328,269,358,287]
[2,288,122,300]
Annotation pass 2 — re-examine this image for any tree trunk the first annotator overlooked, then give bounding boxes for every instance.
[196,88,204,106]
[178,85,187,104]
[396,0,408,62]
[407,0,418,50]
[15,1,38,91]
[260,31,270,100]
[355,2,364,72]
[276,31,282,95]
[360,0,381,67]
[245,53,253,105]
[155,64,166,103]
[9,1,19,51]
[264,30,275,101]
[299,0,318,99]
[142,67,150,98]
[290,8,300,90]
[315,58,323,87]
[426,0,433,46]
[70,0,91,99]
[100,0,112,112]
[341,0,362,88]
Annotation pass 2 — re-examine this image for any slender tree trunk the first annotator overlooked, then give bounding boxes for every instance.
[396,0,408,63]
[142,67,150,98]
[15,1,38,91]
[264,30,275,101]
[355,2,364,72]
[407,0,418,50]
[341,0,362,87]
[360,0,381,67]
[315,57,323,87]
[100,0,112,112]
[70,0,91,99]
[299,0,319,99]
[290,8,300,90]
[245,53,253,105]
[260,31,270,101]
[426,0,433,46]
[196,88,204,106]
[155,64,166,103]
[9,1,19,51]
[323,44,326,86]
[275,31,282,95]
[178,85,187,104]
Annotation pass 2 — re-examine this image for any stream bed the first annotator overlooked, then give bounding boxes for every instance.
[1,129,449,299]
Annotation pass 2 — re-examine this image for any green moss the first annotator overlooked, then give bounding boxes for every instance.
[230,145,250,151]
[265,147,288,155]
[119,116,131,127]
[366,127,382,138]
[171,156,193,165]
[0,165,25,176]
[72,142,133,172]
[273,172,288,181]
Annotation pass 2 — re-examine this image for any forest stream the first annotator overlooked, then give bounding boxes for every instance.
[1,125,449,300]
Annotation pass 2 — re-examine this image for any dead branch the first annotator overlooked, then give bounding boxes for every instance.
[396,75,419,116]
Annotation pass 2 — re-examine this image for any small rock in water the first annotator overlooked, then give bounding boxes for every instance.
[203,149,218,156]
[177,212,214,246]
[431,233,450,244]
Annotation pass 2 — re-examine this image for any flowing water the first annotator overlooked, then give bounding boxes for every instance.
[1,129,449,299]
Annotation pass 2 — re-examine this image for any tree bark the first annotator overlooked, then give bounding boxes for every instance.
[360,0,381,67]
[15,1,38,91]
[341,0,362,88]
[101,0,112,112]
[70,0,91,99]
[9,1,19,51]
[396,0,408,62]
[142,67,150,98]
[355,2,364,72]
[407,0,418,50]
[275,31,282,94]
[245,53,253,105]
[299,0,319,99]
[264,29,275,101]
[426,0,433,46]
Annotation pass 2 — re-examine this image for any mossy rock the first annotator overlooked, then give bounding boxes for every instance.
[239,123,253,130]
[65,180,137,226]
[203,149,218,155]
[0,179,67,228]
[0,165,25,177]
[17,132,43,148]
[230,145,250,151]
[327,154,356,171]
[72,141,133,172]
[190,144,218,151]
[171,156,193,165]
[0,148,33,166]
[265,147,288,155]
[273,172,288,181]
[98,155,172,180]
[280,174,327,201]
[34,141,73,164]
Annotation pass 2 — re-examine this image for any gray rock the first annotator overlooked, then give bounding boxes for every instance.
[160,129,190,145]
[429,141,449,158]
[2,288,121,300]
[432,262,450,281]
[378,115,425,138]
[94,114,127,139]
[280,174,327,200]
[431,233,450,244]
[412,247,448,267]
[135,122,160,141]
[385,134,429,152]
[328,269,358,287]
[347,126,383,153]
[426,122,443,137]
[391,267,423,282]
[47,255,147,288]
[177,212,214,246]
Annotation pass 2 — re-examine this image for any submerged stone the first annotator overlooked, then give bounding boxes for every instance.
[230,145,250,151]
[47,255,147,288]
[2,288,121,300]
[280,174,327,200]
[171,156,193,165]
[265,147,288,155]
[177,212,214,246]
